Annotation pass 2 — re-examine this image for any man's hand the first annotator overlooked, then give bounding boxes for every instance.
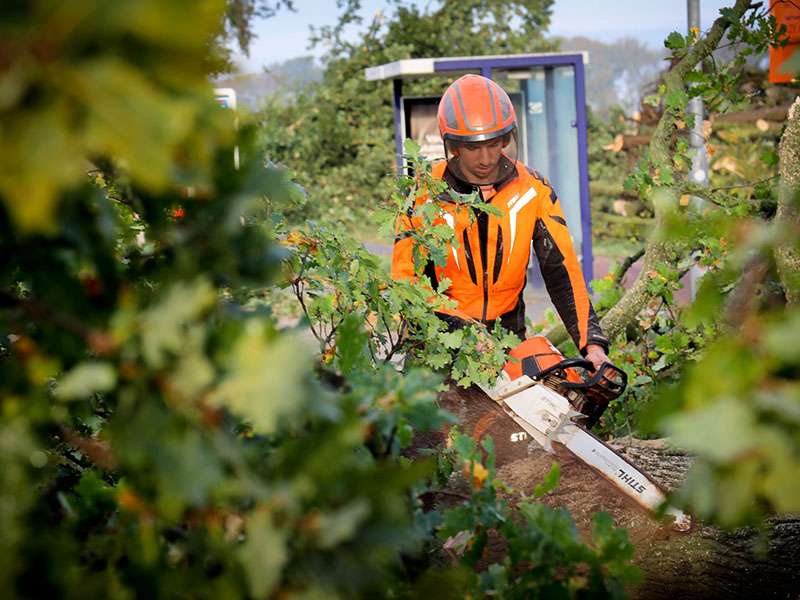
[583,344,609,374]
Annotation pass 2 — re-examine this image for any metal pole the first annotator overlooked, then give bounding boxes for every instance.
[687,0,708,299]
[574,57,594,284]
[393,78,403,169]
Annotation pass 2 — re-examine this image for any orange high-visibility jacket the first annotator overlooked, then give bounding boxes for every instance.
[391,158,608,354]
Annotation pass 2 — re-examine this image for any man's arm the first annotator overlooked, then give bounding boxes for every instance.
[531,182,609,360]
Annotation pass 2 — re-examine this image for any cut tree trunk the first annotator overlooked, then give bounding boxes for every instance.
[426,384,800,600]
[604,104,797,154]
[714,102,795,124]
[603,134,653,152]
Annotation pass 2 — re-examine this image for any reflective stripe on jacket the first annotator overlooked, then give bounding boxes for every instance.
[391,158,608,354]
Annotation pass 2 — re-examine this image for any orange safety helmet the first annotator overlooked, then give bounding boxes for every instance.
[437,74,518,187]
[437,74,517,143]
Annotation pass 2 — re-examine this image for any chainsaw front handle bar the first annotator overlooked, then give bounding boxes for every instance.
[531,359,628,403]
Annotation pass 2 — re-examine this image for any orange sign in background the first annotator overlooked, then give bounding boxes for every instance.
[770,0,800,83]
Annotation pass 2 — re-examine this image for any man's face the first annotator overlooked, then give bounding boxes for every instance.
[453,137,504,184]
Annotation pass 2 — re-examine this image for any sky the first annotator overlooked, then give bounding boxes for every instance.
[231,0,736,73]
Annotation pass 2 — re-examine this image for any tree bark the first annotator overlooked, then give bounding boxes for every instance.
[774,98,800,306]
[611,443,800,600]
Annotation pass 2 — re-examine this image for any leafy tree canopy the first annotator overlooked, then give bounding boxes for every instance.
[260,0,558,227]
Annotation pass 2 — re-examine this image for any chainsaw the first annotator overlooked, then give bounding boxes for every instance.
[479,336,695,535]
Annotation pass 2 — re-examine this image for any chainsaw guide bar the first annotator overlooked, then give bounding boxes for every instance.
[480,366,696,535]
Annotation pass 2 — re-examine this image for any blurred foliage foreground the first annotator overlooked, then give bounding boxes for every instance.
[3,1,800,598]
[0,1,641,598]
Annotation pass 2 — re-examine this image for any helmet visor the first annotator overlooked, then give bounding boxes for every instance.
[443,128,518,188]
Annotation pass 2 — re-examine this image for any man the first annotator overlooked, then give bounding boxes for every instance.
[391,74,610,371]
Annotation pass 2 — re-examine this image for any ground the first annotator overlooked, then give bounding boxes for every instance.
[423,384,800,600]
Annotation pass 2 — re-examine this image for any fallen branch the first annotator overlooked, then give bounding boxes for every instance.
[0,288,115,354]
[417,489,472,502]
[594,213,654,226]
[714,102,794,124]
[618,247,647,283]
[59,426,116,470]
[589,181,640,199]
[710,174,779,192]
[602,134,653,152]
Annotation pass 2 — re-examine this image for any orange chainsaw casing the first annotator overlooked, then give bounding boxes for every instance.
[503,336,584,385]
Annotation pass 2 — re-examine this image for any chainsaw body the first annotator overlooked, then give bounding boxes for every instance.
[479,336,695,535]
